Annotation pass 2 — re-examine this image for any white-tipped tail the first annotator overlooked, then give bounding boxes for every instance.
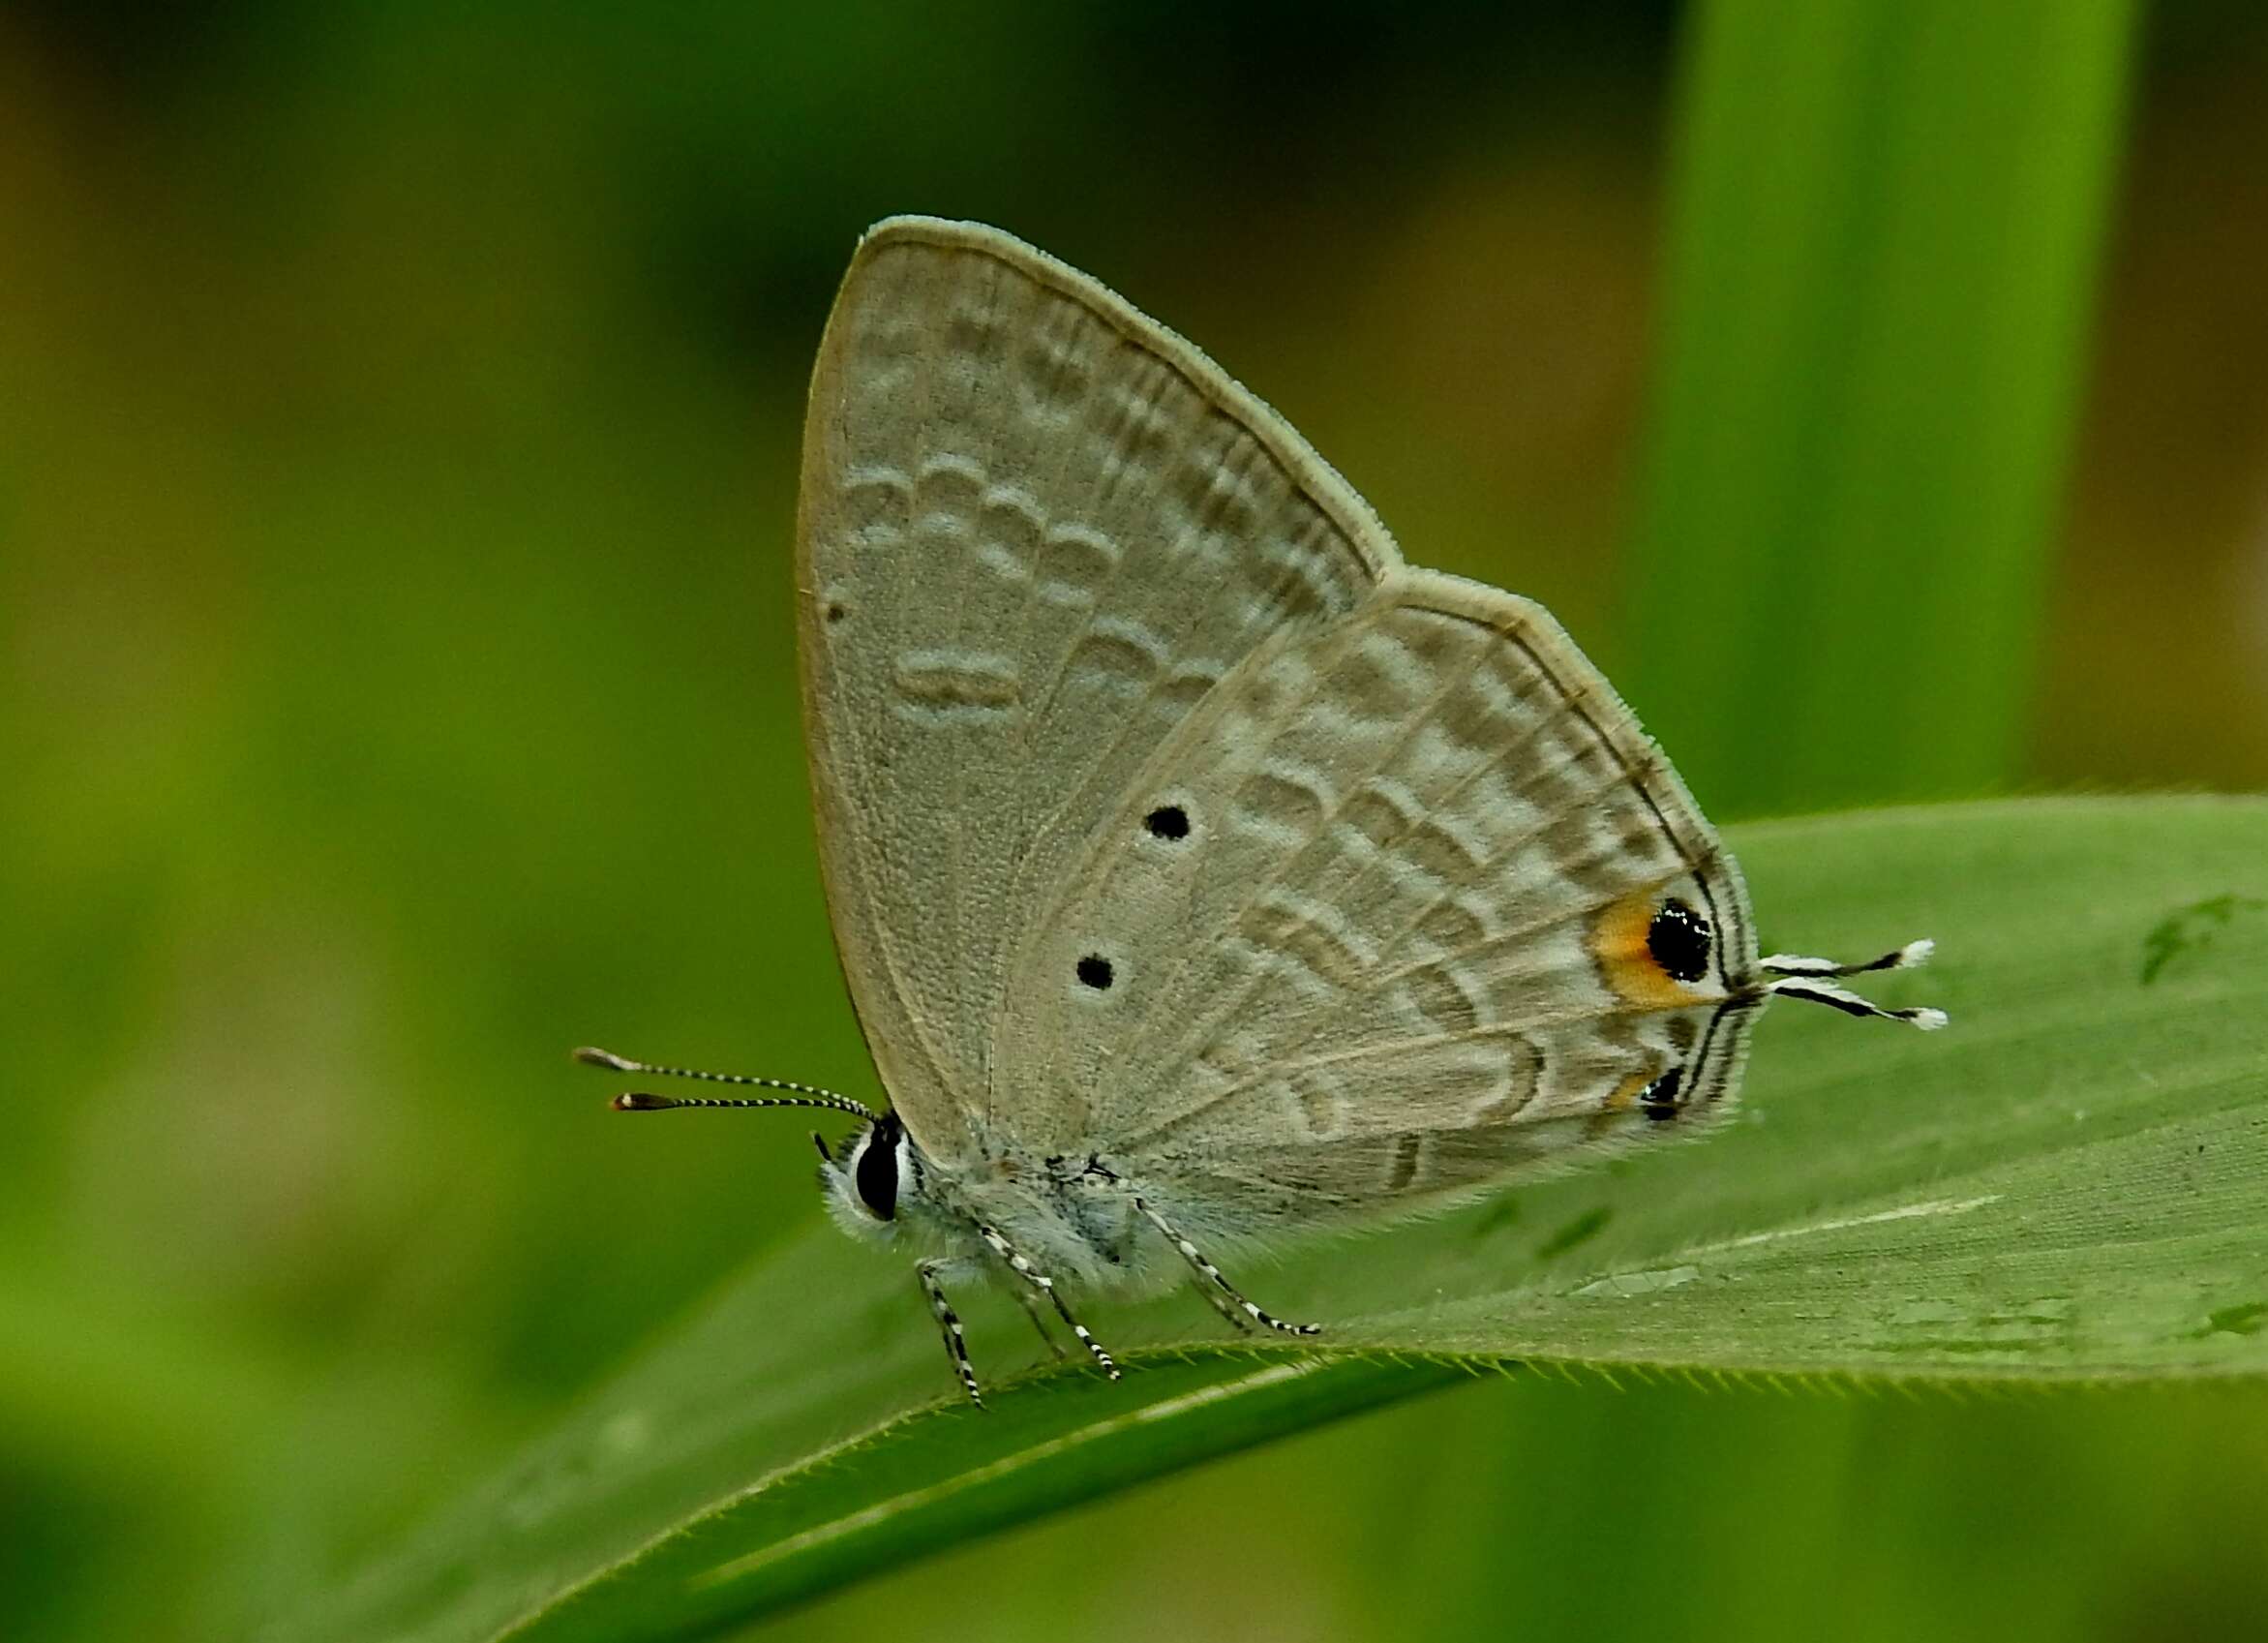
[1765,973,1948,1030]
[1762,937,1936,981]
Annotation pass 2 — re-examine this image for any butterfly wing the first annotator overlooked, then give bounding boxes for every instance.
[994,567,1761,1233]
[798,217,1401,1164]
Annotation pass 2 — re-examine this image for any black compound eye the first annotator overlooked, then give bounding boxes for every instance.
[1143,805,1190,840]
[855,1113,902,1220]
[1075,954,1114,990]
[1647,898,1713,983]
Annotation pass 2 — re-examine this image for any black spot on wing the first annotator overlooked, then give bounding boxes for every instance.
[1638,1068,1685,1121]
[1647,898,1713,983]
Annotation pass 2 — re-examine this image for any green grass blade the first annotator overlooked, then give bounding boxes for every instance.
[1623,0,2138,813]
[279,797,2268,1643]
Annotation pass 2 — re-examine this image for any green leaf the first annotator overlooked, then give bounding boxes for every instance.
[283,797,2268,1643]
[1622,0,2137,813]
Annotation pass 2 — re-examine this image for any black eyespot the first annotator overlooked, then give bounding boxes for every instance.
[1144,805,1190,840]
[1638,1068,1684,1120]
[1075,955,1114,989]
[825,601,848,624]
[1647,898,1713,983]
[855,1112,902,1219]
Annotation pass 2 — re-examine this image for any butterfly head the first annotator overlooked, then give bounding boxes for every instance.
[818,1109,920,1241]
[580,1047,933,1241]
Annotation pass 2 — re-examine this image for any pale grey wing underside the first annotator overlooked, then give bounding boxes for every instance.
[995,568,1760,1235]
[798,217,1400,1163]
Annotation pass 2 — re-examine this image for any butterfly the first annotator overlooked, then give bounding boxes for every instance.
[581,216,1945,1406]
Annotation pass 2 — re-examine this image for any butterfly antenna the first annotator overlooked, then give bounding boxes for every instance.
[574,1046,876,1119]
[1756,940,1947,1029]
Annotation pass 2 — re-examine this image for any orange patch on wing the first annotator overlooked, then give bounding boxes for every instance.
[1590,884,1713,1009]
[1584,1064,1663,1139]
[1601,1066,1657,1112]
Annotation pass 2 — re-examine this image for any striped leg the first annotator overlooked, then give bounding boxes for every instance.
[1135,1199,1320,1338]
[1193,1279,1255,1334]
[1013,1283,1072,1361]
[976,1225,1119,1381]
[917,1261,984,1409]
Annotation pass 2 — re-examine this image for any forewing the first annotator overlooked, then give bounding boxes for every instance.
[995,567,1759,1230]
[798,218,1400,1162]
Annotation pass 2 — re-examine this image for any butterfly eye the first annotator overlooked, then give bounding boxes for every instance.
[854,1113,904,1219]
[1075,955,1115,990]
[1143,805,1190,840]
[1646,898,1713,983]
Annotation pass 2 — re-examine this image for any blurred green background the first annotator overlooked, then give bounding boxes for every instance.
[4,2,2267,1639]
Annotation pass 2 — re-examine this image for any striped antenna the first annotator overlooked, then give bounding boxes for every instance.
[574,1046,876,1119]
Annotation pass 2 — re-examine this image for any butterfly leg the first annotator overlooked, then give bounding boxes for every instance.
[976,1226,1120,1381]
[1013,1282,1073,1361]
[916,1261,986,1409]
[1192,1278,1255,1334]
[1135,1198,1321,1338]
